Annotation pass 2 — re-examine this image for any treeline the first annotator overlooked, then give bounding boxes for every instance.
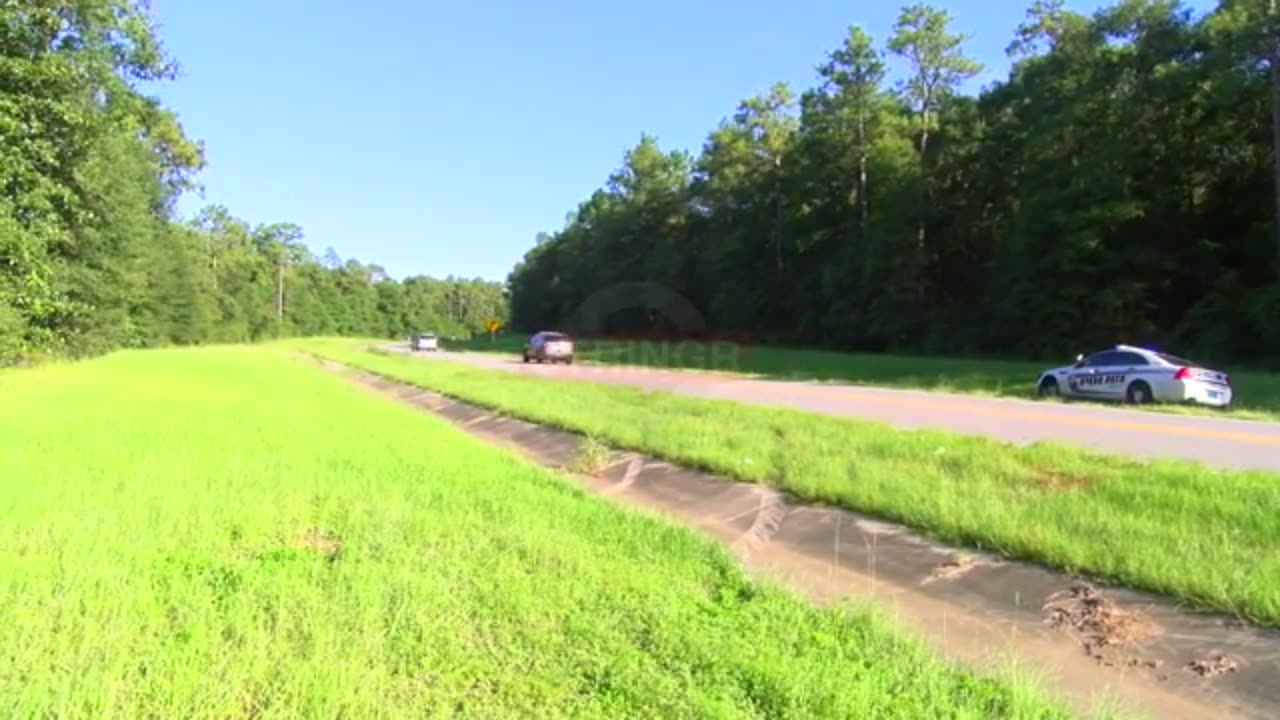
[508,0,1280,364]
[0,2,502,365]
[172,206,508,345]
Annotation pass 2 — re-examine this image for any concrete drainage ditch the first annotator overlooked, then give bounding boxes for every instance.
[316,356,1279,720]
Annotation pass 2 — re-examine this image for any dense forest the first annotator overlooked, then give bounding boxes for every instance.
[508,0,1280,364]
[0,2,504,365]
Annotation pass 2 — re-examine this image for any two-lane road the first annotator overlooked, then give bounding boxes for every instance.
[387,346,1280,473]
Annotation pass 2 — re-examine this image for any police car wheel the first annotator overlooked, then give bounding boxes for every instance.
[1037,377,1059,397]
[1126,381,1152,404]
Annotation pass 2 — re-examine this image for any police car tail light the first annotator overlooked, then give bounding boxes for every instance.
[1174,367,1192,381]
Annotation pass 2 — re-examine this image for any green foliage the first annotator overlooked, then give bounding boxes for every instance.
[0,1,505,364]
[507,0,1280,363]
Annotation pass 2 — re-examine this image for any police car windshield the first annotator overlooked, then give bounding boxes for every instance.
[1155,352,1201,368]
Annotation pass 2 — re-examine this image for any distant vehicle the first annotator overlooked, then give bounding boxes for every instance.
[410,333,438,352]
[523,331,574,364]
[1035,344,1232,407]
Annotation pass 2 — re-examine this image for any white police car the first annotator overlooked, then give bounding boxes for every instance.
[1035,344,1233,407]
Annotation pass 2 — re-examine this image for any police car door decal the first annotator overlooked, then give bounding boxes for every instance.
[1074,367,1128,397]
[1076,370,1128,397]
[1067,354,1126,398]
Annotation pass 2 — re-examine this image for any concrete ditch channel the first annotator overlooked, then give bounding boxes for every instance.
[317,357,1279,720]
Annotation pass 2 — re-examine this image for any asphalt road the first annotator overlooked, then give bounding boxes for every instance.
[387,346,1280,473]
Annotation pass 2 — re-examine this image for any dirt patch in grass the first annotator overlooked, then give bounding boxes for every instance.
[298,529,343,562]
[1027,469,1094,493]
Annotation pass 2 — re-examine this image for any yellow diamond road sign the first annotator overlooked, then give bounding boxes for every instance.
[486,319,502,333]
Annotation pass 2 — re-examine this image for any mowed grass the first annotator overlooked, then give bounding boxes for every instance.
[0,347,1073,718]
[304,340,1280,627]
[445,335,1280,420]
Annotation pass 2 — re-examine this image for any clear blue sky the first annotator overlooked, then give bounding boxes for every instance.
[150,0,1212,282]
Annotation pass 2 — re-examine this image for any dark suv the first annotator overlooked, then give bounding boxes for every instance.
[523,331,574,364]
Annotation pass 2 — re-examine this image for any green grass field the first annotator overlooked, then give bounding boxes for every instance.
[446,335,1280,420]
[306,340,1280,627]
[0,346,1076,718]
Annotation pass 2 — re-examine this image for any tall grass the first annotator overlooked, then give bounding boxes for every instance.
[0,346,1072,718]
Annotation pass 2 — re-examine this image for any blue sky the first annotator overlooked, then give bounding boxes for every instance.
[149,0,1212,282]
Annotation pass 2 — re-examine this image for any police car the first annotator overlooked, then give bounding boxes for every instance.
[1035,344,1233,407]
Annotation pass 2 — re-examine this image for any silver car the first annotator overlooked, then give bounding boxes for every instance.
[1035,344,1232,407]
[410,333,438,352]
[523,331,574,364]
